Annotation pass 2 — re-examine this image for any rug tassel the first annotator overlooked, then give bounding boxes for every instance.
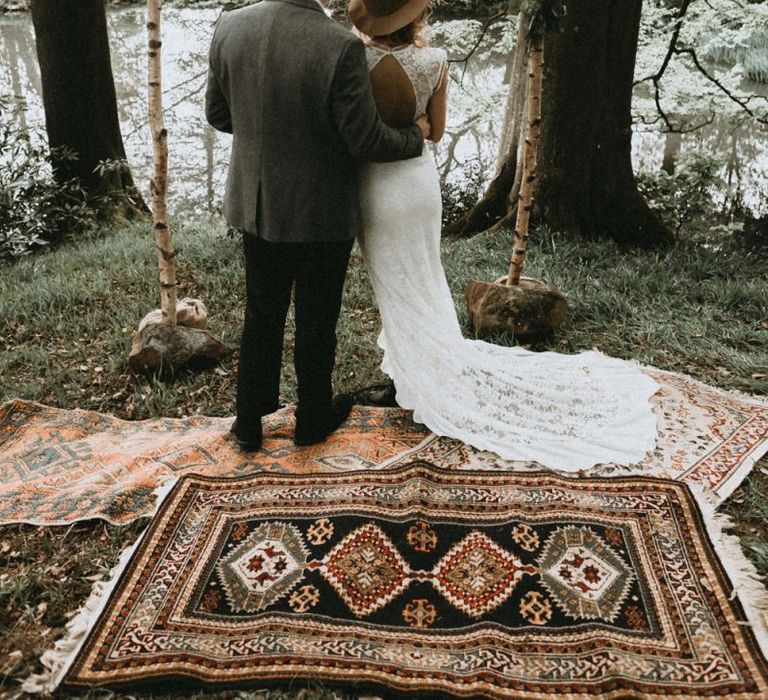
[690,484,768,660]
[21,476,178,694]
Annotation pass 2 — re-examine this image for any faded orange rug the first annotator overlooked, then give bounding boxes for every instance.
[1,368,766,526]
[0,403,428,526]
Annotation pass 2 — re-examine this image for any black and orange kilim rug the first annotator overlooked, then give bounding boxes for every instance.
[52,464,768,698]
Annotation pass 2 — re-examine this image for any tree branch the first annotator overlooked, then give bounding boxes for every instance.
[634,0,767,129]
[448,9,509,83]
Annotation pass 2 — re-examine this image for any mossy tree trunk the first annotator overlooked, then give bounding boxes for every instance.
[30,0,146,221]
[447,9,530,237]
[451,0,673,248]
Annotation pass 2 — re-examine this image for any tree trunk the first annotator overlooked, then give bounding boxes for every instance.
[661,129,682,175]
[451,0,672,248]
[30,0,146,220]
[447,10,530,237]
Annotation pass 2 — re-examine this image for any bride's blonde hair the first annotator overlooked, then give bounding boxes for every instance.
[367,8,431,48]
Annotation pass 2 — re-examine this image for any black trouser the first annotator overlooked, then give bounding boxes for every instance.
[236,232,354,433]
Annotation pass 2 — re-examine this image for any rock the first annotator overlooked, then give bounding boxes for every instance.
[128,323,231,373]
[465,276,567,340]
[138,297,207,333]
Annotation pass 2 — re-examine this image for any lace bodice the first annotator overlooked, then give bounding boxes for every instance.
[365,44,448,117]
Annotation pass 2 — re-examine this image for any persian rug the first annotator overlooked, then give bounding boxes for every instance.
[27,464,768,698]
[0,401,427,526]
[384,367,768,505]
[1,367,765,525]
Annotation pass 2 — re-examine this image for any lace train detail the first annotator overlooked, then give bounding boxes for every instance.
[358,152,659,472]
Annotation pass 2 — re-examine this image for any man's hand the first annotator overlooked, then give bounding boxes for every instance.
[416,114,431,140]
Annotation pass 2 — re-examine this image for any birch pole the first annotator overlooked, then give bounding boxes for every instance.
[507,32,543,286]
[463,8,566,341]
[147,0,177,325]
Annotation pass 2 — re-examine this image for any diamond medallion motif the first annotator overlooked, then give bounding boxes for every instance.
[538,526,634,622]
[320,523,410,617]
[216,522,309,613]
[433,531,531,618]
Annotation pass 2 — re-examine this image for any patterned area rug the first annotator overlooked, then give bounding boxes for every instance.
[385,368,768,505]
[28,464,768,698]
[0,401,427,525]
[1,367,766,525]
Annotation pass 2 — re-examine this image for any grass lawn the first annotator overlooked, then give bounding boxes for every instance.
[1,220,767,697]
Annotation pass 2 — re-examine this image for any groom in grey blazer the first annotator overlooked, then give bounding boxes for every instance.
[206,0,427,449]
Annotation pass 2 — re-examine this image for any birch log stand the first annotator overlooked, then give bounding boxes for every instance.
[129,0,230,373]
[465,23,566,342]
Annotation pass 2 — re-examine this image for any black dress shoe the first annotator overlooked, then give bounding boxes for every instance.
[356,381,400,408]
[229,418,263,451]
[366,381,399,408]
[293,395,353,446]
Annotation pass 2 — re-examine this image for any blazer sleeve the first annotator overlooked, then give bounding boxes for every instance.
[205,15,233,134]
[330,38,423,163]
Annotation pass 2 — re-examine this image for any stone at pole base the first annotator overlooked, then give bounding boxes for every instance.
[465,276,567,341]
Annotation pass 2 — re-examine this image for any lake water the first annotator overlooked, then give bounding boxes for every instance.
[1,8,766,218]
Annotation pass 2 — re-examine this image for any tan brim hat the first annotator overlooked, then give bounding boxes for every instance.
[348,0,431,36]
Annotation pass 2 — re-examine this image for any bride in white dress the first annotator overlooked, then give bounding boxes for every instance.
[349,0,659,472]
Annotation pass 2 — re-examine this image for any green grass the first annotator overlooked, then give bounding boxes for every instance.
[443,226,768,394]
[2,221,765,418]
[0,220,767,696]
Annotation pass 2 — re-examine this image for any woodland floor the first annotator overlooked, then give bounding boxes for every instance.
[0,221,767,698]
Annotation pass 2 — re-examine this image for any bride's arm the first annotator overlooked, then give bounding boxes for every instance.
[426,61,448,143]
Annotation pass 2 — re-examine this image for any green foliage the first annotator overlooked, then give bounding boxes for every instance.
[635,0,768,124]
[441,158,486,230]
[697,6,768,84]
[0,96,96,263]
[636,151,742,243]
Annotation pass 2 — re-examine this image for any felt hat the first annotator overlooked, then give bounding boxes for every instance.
[348,0,431,36]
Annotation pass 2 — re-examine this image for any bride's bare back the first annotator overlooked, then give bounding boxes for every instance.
[370,55,418,128]
[365,43,449,141]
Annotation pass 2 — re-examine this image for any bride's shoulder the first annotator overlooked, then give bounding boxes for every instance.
[421,47,448,81]
[419,46,448,70]
[421,45,447,58]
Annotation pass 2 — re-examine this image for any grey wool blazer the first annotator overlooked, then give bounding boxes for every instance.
[205,0,425,242]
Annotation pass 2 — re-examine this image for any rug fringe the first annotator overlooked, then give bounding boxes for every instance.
[642,365,768,408]
[690,484,768,661]
[20,476,178,694]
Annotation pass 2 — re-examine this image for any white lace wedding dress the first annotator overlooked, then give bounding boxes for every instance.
[358,43,659,472]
